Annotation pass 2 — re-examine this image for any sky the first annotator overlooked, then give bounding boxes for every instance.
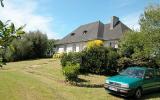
[0,0,159,39]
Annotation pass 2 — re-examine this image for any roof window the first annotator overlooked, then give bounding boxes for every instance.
[83,30,87,34]
[71,33,75,36]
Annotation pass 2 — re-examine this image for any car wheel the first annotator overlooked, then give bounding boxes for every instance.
[135,88,142,99]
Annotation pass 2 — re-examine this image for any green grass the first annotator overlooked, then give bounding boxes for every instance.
[0,59,159,100]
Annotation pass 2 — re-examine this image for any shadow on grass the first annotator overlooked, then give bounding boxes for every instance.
[70,77,104,88]
[108,90,160,100]
[142,91,160,100]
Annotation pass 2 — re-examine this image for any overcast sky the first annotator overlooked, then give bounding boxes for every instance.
[0,0,159,39]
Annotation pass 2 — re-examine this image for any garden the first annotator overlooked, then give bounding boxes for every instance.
[0,1,160,100]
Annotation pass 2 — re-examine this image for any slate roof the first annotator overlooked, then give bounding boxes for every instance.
[56,17,130,45]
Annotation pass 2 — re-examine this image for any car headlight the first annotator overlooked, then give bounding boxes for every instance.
[121,83,129,88]
[105,80,109,84]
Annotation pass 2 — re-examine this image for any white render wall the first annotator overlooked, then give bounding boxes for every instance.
[66,44,73,53]
[57,40,119,53]
[76,44,80,52]
[58,45,65,53]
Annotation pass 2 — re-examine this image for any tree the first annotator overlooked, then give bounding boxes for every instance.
[139,4,160,32]
[139,4,160,66]
[0,20,25,67]
[45,39,56,57]
[0,0,4,7]
[118,4,160,67]
[25,31,48,58]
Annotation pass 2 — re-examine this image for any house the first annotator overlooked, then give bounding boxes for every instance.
[56,16,130,53]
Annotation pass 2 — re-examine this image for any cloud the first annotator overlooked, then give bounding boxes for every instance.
[121,11,143,30]
[0,0,58,39]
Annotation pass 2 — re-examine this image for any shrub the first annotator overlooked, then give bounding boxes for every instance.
[1,30,49,62]
[81,47,119,74]
[62,63,80,82]
[53,53,64,59]
[45,39,56,57]
[81,46,107,74]
[25,31,48,58]
[61,52,81,67]
[87,40,104,48]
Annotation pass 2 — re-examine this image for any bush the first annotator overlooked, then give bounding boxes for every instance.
[87,40,104,48]
[81,46,107,74]
[81,47,119,74]
[53,53,64,59]
[60,47,119,75]
[61,52,81,67]
[2,30,49,62]
[45,39,56,57]
[62,63,80,82]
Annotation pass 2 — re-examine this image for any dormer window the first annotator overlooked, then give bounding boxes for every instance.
[83,30,87,34]
[71,33,75,36]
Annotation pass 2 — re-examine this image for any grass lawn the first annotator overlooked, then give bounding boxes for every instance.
[0,59,160,100]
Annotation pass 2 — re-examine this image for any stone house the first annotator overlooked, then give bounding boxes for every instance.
[56,16,130,53]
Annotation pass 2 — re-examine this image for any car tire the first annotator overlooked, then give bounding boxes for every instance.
[135,88,142,99]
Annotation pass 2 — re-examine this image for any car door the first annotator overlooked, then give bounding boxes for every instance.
[142,69,156,92]
[155,69,160,89]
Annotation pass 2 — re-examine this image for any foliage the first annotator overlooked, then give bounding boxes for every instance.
[62,63,80,82]
[25,31,48,58]
[81,46,107,74]
[118,4,160,67]
[60,46,119,75]
[53,53,64,59]
[0,20,25,66]
[87,40,104,48]
[61,52,81,68]
[139,4,160,32]
[1,30,49,61]
[0,0,4,7]
[45,39,56,57]
[81,47,119,74]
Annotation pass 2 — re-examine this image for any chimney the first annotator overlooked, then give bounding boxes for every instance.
[110,16,119,30]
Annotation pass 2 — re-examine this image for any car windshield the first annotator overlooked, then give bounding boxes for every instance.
[120,68,145,78]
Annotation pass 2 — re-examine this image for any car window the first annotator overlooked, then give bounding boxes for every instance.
[145,69,154,78]
[120,68,145,78]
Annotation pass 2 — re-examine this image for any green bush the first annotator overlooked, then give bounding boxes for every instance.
[2,30,49,62]
[60,47,119,75]
[53,53,64,59]
[62,63,80,82]
[81,46,107,74]
[45,39,56,57]
[61,52,81,68]
[81,47,119,74]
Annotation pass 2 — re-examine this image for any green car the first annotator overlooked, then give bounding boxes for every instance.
[104,67,160,99]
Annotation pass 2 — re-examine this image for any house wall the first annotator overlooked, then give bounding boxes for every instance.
[66,44,73,53]
[57,45,65,53]
[56,40,118,53]
[56,42,87,53]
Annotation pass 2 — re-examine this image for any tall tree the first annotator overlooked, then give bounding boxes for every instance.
[119,4,160,67]
[0,21,25,67]
[0,0,4,7]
